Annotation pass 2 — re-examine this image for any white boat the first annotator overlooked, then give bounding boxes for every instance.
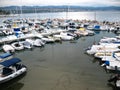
[11,42,24,50]
[101,51,120,70]
[101,60,120,70]
[53,32,74,41]
[20,41,33,49]
[94,52,112,59]
[77,28,89,36]
[36,39,45,46]
[2,44,15,53]
[26,38,45,46]
[101,51,120,61]
[86,30,95,36]
[41,36,55,43]
[25,39,34,46]
[0,58,27,84]
[2,29,13,35]
[33,39,42,47]
[0,52,13,62]
[99,37,117,43]
[108,74,120,88]
[99,37,120,45]
[86,44,119,55]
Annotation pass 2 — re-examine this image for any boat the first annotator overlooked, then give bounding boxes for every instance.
[53,32,74,41]
[94,52,112,59]
[77,27,89,36]
[0,58,27,84]
[0,52,13,62]
[101,51,119,61]
[26,38,45,46]
[93,25,101,31]
[99,37,117,43]
[11,42,24,50]
[2,44,15,53]
[101,59,120,70]
[41,36,55,43]
[99,37,120,45]
[101,51,120,70]
[86,44,120,55]
[108,74,120,88]
[33,39,43,47]
[20,41,33,49]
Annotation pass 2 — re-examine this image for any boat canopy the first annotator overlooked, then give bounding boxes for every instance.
[0,58,21,67]
[94,25,100,29]
[0,52,12,59]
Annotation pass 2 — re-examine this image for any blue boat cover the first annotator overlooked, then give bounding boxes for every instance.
[105,61,110,66]
[13,28,20,32]
[94,25,100,29]
[0,58,21,67]
[0,53,12,59]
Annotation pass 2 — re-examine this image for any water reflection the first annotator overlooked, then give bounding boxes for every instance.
[107,83,120,90]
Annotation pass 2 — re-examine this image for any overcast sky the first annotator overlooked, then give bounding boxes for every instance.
[0,0,120,7]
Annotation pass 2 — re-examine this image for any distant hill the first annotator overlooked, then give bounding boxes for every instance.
[0,6,120,14]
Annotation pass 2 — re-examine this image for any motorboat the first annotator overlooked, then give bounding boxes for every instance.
[2,44,15,53]
[41,36,55,43]
[53,32,74,41]
[20,41,33,49]
[101,51,120,61]
[0,58,27,84]
[0,52,13,62]
[77,27,89,36]
[26,38,45,46]
[11,42,24,51]
[86,44,120,55]
[33,39,42,47]
[101,60,120,71]
[99,37,120,46]
[108,74,120,88]
[93,25,101,31]
[94,52,112,59]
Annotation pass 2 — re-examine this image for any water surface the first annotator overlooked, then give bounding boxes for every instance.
[0,31,118,90]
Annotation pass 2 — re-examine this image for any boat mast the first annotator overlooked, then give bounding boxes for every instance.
[66,4,69,20]
[35,6,37,20]
[20,0,23,18]
[94,11,96,21]
[65,4,69,30]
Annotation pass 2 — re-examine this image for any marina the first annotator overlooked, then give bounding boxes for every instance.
[0,11,120,90]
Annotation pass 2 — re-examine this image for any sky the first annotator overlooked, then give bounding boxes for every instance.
[0,0,120,7]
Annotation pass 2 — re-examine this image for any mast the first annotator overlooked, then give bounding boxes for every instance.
[66,5,69,20]
[94,11,96,21]
[35,6,37,20]
[20,0,23,18]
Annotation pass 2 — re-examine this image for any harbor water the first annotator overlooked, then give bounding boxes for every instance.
[0,11,120,90]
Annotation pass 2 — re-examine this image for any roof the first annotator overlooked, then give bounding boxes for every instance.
[0,58,21,67]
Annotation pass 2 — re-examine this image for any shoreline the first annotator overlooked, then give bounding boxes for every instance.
[0,14,19,18]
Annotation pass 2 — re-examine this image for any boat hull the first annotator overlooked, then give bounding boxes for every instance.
[0,67,27,84]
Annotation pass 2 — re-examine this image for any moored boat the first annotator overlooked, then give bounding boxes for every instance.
[0,52,13,62]
[11,42,24,51]
[86,44,119,55]
[2,44,15,53]
[0,58,27,84]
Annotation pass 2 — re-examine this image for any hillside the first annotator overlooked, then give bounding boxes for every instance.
[0,6,120,14]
